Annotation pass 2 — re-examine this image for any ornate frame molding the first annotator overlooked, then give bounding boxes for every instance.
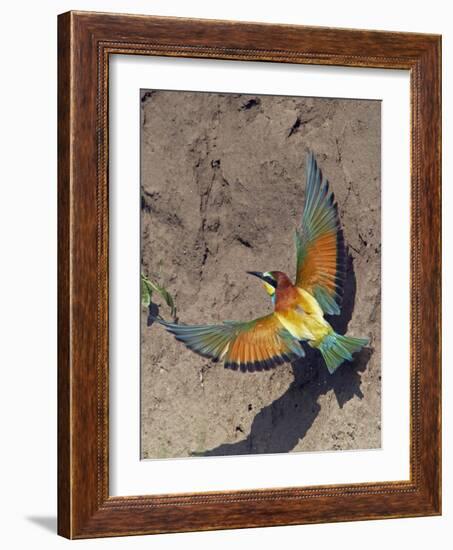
[58,11,441,538]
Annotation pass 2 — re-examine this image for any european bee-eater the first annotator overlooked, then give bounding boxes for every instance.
[155,151,369,374]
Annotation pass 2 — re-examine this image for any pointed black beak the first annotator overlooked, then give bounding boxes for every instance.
[247,271,264,281]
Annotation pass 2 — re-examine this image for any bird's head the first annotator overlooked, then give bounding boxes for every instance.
[247,271,277,298]
[247,270,293,302]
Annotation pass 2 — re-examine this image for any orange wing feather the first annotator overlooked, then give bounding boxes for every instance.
[156,313,305,372]
[295,152,345,315]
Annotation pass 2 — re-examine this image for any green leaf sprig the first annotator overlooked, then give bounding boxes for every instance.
[141,272,176,319]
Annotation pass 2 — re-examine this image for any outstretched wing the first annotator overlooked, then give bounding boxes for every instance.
[155,313,305,372]
[295,152,345,315]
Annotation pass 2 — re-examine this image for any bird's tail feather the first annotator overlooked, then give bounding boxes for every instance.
[318,332,369,374]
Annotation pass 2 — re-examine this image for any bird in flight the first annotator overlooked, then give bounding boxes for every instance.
[154,151,369,374]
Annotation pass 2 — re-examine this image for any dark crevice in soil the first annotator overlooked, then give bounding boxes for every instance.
[241,98,260,110]
[288,116,302,137]
[141,90,155,103]
[236,236,253,248]
[288,115,315,137]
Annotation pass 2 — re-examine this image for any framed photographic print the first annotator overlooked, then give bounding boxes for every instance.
[58,11,441,538]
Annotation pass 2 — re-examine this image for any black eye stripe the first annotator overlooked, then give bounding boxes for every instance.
[263,276,277,288]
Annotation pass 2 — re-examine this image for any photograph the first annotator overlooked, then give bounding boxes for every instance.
[140,89,381,459]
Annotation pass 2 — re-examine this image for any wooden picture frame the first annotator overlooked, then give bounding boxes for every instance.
[58,10,441,539]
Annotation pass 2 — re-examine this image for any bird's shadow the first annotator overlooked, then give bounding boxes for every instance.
[193,252,373,457]
[147,302,160,326]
